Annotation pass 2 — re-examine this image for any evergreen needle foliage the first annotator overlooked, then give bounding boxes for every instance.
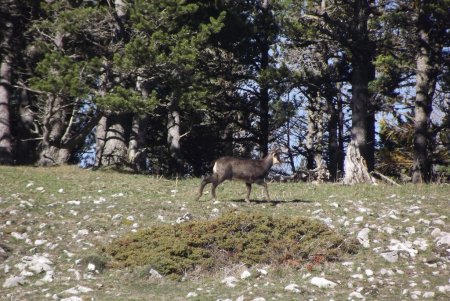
[105,211,359,280]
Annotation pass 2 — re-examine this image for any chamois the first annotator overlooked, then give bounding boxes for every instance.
[196,150,282,202]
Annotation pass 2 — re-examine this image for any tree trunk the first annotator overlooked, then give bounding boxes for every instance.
[102,113,128,167]
[258,3,271,157]
[305,99,318,170]
[411,5,436,183]
[0,20,14,165]
[305,94,328,182]
[343,139,374,185]
[128,81,149,172]
[37,96,68,166]
[350,0,375,175]
[327,97,339,181]
[95,115,107,167]
[167,98,183,176]
[128,114,148,171]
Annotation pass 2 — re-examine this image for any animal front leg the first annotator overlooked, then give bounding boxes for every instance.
[256,180,270,201]
[245,183,252,203]
[196,176,211,201]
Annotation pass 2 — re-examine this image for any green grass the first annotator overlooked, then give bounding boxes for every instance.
[0,165,449,300]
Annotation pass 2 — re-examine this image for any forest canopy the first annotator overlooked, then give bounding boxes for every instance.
[0,0,449,183]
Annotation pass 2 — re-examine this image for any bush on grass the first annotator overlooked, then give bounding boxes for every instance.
[105,211,359,279]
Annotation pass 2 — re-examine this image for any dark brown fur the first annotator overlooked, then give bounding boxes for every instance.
[196,151,281,202]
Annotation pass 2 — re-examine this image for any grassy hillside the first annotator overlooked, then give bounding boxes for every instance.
[0,166,449,300]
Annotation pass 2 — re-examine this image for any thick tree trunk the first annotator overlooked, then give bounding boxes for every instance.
[128,80,149,172]
[128,114,148,171]
[167,98,183,176]
[412,7,436,183]
[349,0,375,178]
[343,139,374,185]
[0,20,14,165]
[101,113,128,167]
[38,96,68,166]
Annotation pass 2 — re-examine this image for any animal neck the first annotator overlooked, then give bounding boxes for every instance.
[262,153,274,169]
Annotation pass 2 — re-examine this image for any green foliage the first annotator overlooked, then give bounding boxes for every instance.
[30,52,94,97]
[377,118,414,178]
[105,211,359,280]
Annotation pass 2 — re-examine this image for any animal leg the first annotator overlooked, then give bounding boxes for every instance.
[196,175,213,201]
[256,180,270,201]
[245,183,252,203]
[211,174,223,201]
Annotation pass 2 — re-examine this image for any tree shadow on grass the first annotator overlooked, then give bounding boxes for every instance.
[231,198,312,205]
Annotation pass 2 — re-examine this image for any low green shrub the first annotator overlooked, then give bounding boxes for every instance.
[105,211,359,279]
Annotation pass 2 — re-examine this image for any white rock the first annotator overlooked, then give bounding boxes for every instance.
[35,239,47,246]
[354,216,364,223]
[389,239,418,257]
[405,226,415,234]
[149,268,163,279]
[310,277,337,289]
[61,297,82,301]
[87,263,96,271]
[285,283,301,293]
[111,214,123,221]
[413,238,428,251]
[67,200,80,205]
[430,228,441,237]
[11,232,28,240]
[380,251,398,263]
[437,285,450,293]
[349,291,365,299]
[176,213,193,224]
[187,292,198,298]
[3,276,25,288]
[62,285,93,295]
[241,270,252,279]
[126,215,135,221]
[423,292,435,298]
[18,254,53,274]
[222,276,238,288]
[58,188,64,193]
[76,229,88,236]
[40,270,54,283]
[382,226,395,234]
[432,219,445,226]
[435,232,450,247]
[252,298,265,301]
[357,228,371,248]
[365,269,374,277]
[257,268,268,276]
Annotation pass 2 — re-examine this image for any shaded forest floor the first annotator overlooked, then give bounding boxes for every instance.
[1,166,449,300]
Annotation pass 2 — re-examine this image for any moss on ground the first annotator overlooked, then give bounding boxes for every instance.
[105,211,359,279]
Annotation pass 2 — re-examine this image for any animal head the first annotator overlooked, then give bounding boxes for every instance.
[270,149,282,165]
